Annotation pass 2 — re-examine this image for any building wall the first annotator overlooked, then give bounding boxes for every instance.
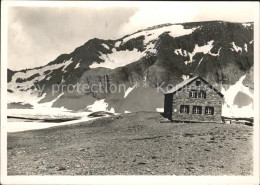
[171,78,223,123]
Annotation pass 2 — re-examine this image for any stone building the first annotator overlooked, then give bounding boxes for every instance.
[163,75,224,123]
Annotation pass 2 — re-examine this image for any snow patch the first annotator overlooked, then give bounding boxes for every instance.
[182,75,189,81]
[86,99,108,112]
[193,40,214,54]
[210,47,221,56]
[232,42,242,53]
[124,86,135,98]
[244,44,248,52]
[145,42,157,55]
[178,40,220,65]
[249,40,253,44]
[196,58,204,69]
[174,49,188,56]
[115,41,121,47]
[46,75,52,80]
[75,62,80,69]
[89,48,144,69]
[101,43,110,50]
[62,58,73,72]
[86,99,115,113]
[174,49,181,55]
[109,107,115,113]
[124,111,131,113]
[156,108,164,112]
[242,23,252,27]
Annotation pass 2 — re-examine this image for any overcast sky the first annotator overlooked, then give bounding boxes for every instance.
[7,2,256,71]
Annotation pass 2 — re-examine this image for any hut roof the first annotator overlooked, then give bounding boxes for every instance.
[164,76,224,98]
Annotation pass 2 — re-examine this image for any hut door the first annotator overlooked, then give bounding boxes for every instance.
[164,94,173,119]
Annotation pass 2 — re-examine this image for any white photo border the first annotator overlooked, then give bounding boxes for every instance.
[1,1,259,185]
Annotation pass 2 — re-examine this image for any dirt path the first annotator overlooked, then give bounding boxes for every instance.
[7,112,253,175]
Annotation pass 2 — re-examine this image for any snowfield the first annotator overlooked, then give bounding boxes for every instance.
[7,91,64,110]
[89,48,144,69]
[8,90,43,107]
[7,109,98,133]
[123,25,197,44]
[7,98,119,132]
[90,25,199,69]
[221,75,254,118]
[8,58,74,93]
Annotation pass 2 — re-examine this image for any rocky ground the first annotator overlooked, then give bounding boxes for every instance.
[7,112,253,175]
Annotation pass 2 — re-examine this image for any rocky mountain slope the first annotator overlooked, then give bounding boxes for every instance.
[7,21,254,117]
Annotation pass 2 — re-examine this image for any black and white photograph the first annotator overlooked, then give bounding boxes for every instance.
[1,1,259,184]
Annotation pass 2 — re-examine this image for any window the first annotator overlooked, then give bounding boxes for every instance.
[205,106,214,115]
[193,106,202,114]
[198,91,206,98]
[196,81,201,86]
[189,90,197,98]
[180,105,189,114]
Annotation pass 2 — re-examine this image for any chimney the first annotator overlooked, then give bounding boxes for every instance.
[189,73,194,79]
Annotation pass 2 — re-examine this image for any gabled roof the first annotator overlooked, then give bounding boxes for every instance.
[164,76,224,98]
[165,76,198,94]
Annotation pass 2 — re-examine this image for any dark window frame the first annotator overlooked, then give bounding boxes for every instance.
[180,105,189,114]
[196,81,201,86]
[193,106,202,114]
[189,90,197,98]
[205,106,214,115]
[198,90,206,98]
